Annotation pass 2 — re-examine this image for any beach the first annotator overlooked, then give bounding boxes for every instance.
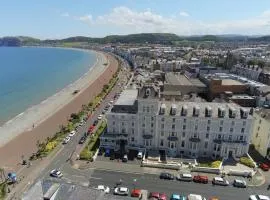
[0,50,118,171]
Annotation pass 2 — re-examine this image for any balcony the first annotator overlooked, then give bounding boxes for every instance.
[189,137,201,143]
[167,136,178,141]
[142,134,153,139]
[213,138,248,145]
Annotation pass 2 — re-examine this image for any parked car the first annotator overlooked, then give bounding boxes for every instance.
[149,192,160,199]
[97,115,103,120]
[159,193,167,200]
[122,154,128,162]
[114,187,129,196]
[233,179,247,188]
[160,172,174,180]
[110,153,115,160]
[176,173,193,182]
[79,136,86,144]
[50,169,63,178]
[62,136,71,144]
[93,120,98,126]
[131,189,142,197]
[137,151,143,159]
[249,195,270,200]
[259,163,269,171]
[170,194,186,200]
[193,175,208,184]
[69,130,76,137]
[188,194,206,200]
[212,177,229,186]
[97,185,110,194]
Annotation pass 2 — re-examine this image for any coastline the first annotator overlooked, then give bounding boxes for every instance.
[0,48,103,147]
[0,50,119,171]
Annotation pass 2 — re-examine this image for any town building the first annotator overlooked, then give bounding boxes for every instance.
[251,109,270,159]
[101,85,253,159]
[231,64,263,82]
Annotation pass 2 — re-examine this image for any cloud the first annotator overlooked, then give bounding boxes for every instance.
[179,11,189,17]
[73,7,270,35]
[61,12,70,17]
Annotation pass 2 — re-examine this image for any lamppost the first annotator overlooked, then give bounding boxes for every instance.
[133,178,137,190]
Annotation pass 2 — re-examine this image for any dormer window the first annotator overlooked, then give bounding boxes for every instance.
[193,105,200,117]
[218,107,225,118]
[229,107,236,118]
[171,104,177,115]
[181,105,188,116]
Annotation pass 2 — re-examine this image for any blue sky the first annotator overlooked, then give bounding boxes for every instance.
[1,0,270,39]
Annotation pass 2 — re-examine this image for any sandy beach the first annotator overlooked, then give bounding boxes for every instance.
[0,50,118,171]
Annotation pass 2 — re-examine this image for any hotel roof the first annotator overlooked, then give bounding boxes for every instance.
[115,89,138,106]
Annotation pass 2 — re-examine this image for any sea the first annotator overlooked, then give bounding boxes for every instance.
[0,47,97,126]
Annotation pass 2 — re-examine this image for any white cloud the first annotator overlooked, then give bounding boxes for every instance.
[61,12,69,17]
[73,7,270,35]
[179,11,189,17]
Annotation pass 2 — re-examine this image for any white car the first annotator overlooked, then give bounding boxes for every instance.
[110,100,114,104]
[63,136,71,144]
[233,179,247,188]
[69,130,76,137]
[137,151,143,159]
[50,169,63,178]
[176,173,193,182]
[97,185,110,194]
[188,194,207,200]
[97,115,103,120]
[114,187,129,196]
[249,195,270,200]
[212,177,229,186]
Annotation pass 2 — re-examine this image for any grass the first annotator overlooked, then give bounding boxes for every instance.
[0,182,7,200]
[198,160,222,168]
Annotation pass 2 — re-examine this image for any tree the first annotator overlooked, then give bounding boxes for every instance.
[70,113,79,120]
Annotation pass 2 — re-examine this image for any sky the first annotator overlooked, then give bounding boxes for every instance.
[1,0,270,39]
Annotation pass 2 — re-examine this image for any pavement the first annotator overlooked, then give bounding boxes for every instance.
[5,60,130,200]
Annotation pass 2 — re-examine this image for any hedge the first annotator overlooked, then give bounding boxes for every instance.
[211,161,222,168]
[240,157,255,168]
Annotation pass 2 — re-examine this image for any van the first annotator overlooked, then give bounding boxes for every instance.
[176,173,193,182]
[122,154,128,162]
[137,151,143,159]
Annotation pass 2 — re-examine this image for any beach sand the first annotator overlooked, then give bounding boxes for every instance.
[0,51,118,171]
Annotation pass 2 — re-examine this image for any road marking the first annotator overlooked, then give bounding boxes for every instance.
[89,176,102,180]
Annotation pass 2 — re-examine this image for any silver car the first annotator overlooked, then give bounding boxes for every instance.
[114,187,129,196]
[212,177,229,186]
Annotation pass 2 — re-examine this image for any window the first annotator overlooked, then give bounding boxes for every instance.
[172,118,175,123]
[151,117,154,121]
[231,121,235,126]
[219,127,223,132]
[142,129,145,134]
[151,129,153,133]
[171,143,174,149]
[182,132,185,137]
[160,139,164,146]
[183,125,186,130]
[112,128,116,133]
[218,134,221,139]
[243,121,246,126]
[132,129,134,134]
[122,129,125,134]
[151,123,154,128]
[181,141,185,147]
[112,115,115,118]
[229,135,232,140]
[161,131,164,136]
[131,137,134,142]
[172,124,175,129]
[142,123,145,127]
[206,133,209,139]
[168,142,170,148]
[207,126,210,131]
[147,107,150,112]
[230,128,234,132]
[241,128,245,133]
[240,135,243,140]
[113,121,115,125]
[208,120,211,124]
[256,132,259,138]
[122,122,125,126]
[161,124,164,129]
[172,132,175,137]
[203,152,207,155]
[259,119,262,124]
[220,120,224,125]
[195,125,198,130]
[121,116,125,119]
[183,118,186,123]
[132,122,134,126]
[161,117,165,122]
[217,146,220,151]
[204,142,208,149]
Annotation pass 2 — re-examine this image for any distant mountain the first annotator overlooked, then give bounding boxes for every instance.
[1,33,270,46]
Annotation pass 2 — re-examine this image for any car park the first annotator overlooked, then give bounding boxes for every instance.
[69,130,76,137]
[63,136,71,144]
[233,179,247,188]
[160,172,174,180]
[193,175,208,184]
[114,187,129,196]
[97,185,110,194]
[212,177,229,186]
[50,169,63,178]
[259,163,269,171]
[249,195,270,200]
[176,173,193,182]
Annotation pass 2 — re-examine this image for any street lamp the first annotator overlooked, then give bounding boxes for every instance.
[133,178,137,190]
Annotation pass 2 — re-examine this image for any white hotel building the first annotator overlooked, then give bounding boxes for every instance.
[101,85,253,159]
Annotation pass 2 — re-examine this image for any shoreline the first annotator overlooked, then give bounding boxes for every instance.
[0,48,102,146]
[0,50,119,171]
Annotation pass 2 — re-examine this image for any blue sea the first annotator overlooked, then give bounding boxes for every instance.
[0,47,97,125]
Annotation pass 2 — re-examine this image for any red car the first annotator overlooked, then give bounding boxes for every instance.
[159,193,167,200]
[260,163,269,171]
[149,192,160,199]
[131,189,142,197]
[193,175,208,184]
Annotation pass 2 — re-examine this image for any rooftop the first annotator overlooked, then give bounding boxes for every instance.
[115,89,138,106]
[221,79,244,86]
[165,73,206,87]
